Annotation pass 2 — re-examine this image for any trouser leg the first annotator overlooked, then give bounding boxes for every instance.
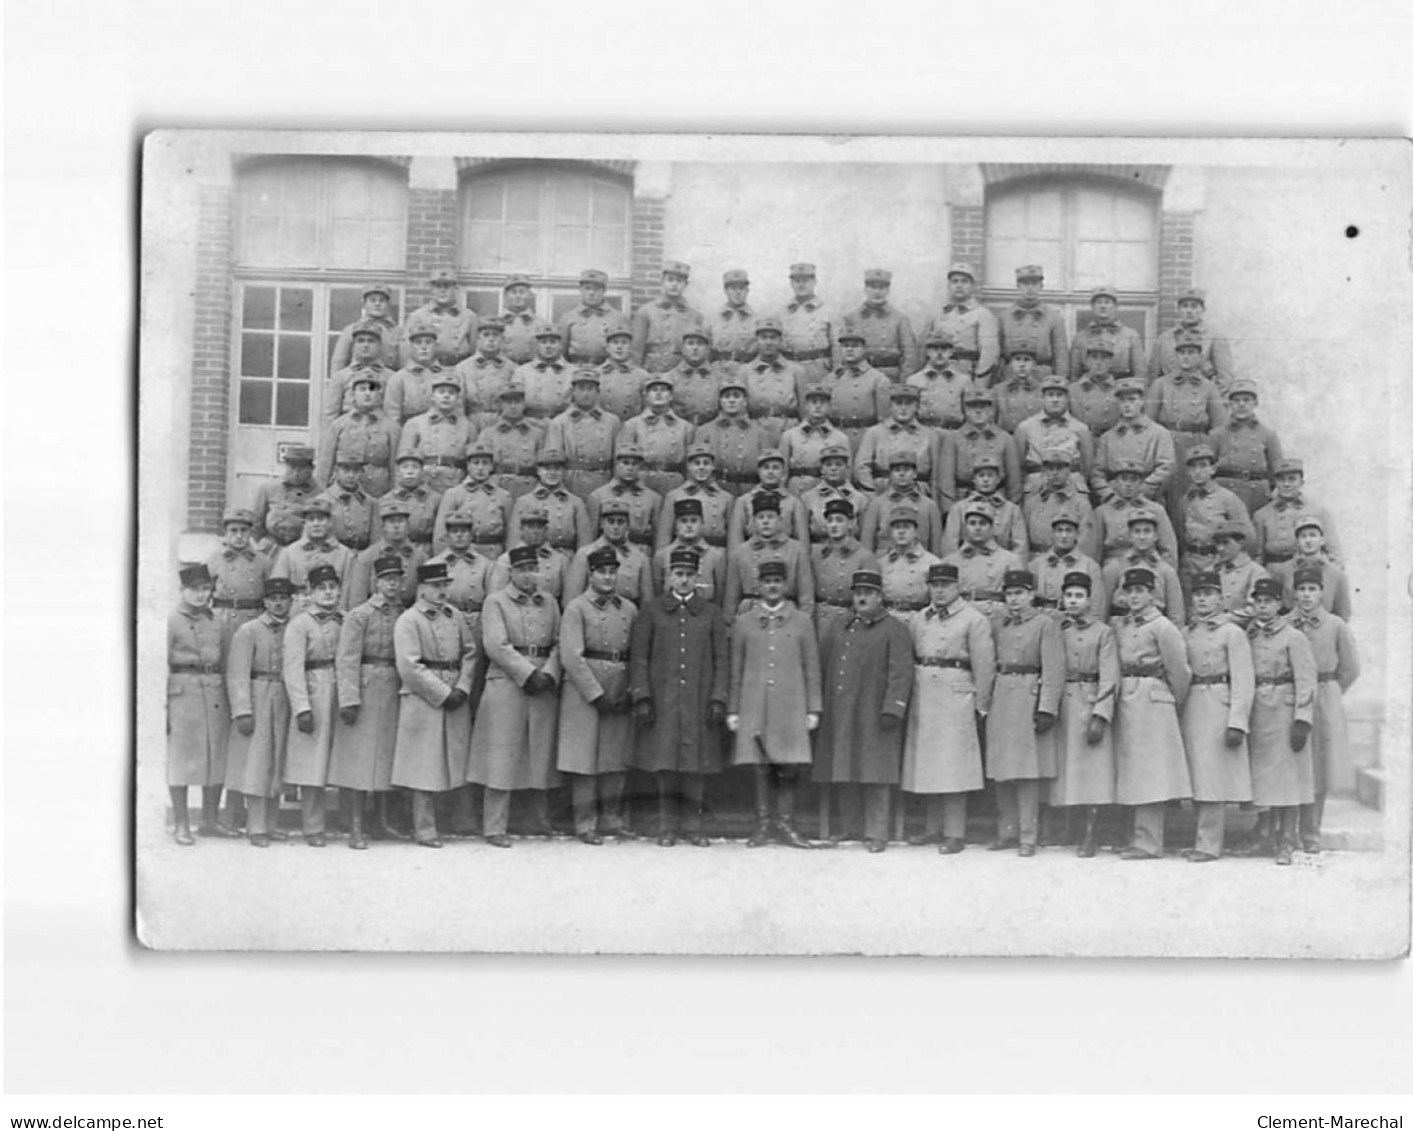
[922,795,946,838]
[658,772,680,836]
[347,789,367,846]
[775,766,799,824]
[246,794,269,837]
[571,775,599,835]
[1300,794,1326,839]
[449,784,478,835]
[862,784,890,842]
[410,790,439,843]
[301,786,327,836]
[838,783,863,840]
[752,766,772,821]
[1194,801,1226,857]
[681,774,706,834]
[1131,803,1165,856]
[1277,805,1302,849]
[200,785,224,828]
[942,792,968,840]
[995,781,1019,842]
[483,788,511,838]
[599,772,627,833]
[169,786,191,833]
[1017,780,1040,846]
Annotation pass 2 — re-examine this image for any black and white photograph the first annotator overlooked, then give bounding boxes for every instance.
[136,131,1411,957]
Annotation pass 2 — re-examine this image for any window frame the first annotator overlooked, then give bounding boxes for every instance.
[457,164,634,285]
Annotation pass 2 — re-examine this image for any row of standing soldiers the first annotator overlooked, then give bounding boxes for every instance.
[169,490,1357,863]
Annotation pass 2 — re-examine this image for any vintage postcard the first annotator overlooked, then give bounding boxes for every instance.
[137,131,1412,956]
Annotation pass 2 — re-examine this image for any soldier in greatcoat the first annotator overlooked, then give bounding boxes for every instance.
[333,554,407,849]
[389,561,478,848]
[348,497,427,609]
[1289,566,1360,853]
[1111,567,1193,860]
[651,496,727,603]
[269,495,357,612]
[1242,577,1319,865]
[566,498,654,606]
[468,545,563,847]
[282,563,344,846]
[557,547,638,844]
[1179,571,1256,862]
[813,569,914,852]
[544,368,623,504]
[432,442,512,558]
[901,563,996,853]
[252,444,320,552]
[809,498,879,639]
[167,563,237,845]
[726,560,823,849]
[204,507,274,659]
[224,576,294,847]
[488,505,568,606]
[985,570,1065,856]
[1046,573,1120,858]
[630,547,729,846]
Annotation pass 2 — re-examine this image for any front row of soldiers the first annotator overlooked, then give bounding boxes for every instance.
[168,504,1358,862]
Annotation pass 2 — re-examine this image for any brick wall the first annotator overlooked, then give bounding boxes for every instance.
[630,196,666,309]
[948,204,985,279]
[405,187,458,305]
[187,184,234,533]
[1158,212,1196,332]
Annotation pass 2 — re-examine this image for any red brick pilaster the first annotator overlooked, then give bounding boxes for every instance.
[187,184,233,533]
[1158,212,1196,332]
[948,204,986,279]
[631,196,666,309]
[405,187,458,305]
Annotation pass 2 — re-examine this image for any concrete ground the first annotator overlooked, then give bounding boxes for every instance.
[136,795,1408,958]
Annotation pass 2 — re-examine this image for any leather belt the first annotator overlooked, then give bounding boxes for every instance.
[869,352,903,367]
[835,417,876,429]
[1217,468,1267,480]
[213,597,264,610]
[1191,673,1230,685]
[305,659,335,671]
[250,671,282,681]
[787,465,820,477]
[1066,673,1099,683]
[642,461,686,474]
[818,596,852,608]
[501,465,538,477]
[884,599,927,612]
[1256,675,1294,686]
[1032,597,1057,608]
[518,647,552,659]
[711,348,755,362]
[1173,423,1210,434]
[583,649,629,663]
[549,539,577,552]
[753,409,799,420]
[456,601,484,613]
[360,656,396,667]
[422,660,462,671]
[953,349,980,362]
[1122,665,1164,678]
[1263,551,1294,563]
[628,532,653,545]
[1317,672,1339,682]
[786,348,831,361]
[721,470,758,483]
[427,456,467,469]
[918,657,971,670]
[170,663,222,675]
[344,537,370,550]
[922,418,964,431]
[564,461,610,472]
[703,534,728,547]
[997,663,1040,675]
[964,589,1002,602]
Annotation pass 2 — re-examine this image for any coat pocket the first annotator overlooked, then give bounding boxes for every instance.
[1148,684,1176,705]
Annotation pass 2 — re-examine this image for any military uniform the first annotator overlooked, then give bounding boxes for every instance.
[1176,451,1255,549]
[281,601,343,837]
[203,518,274,654]
[1067,371,1122,439]
[429,542,494,624]
[1069,293,1145,380]
[743,355,808,448]
[655,478,733,549]
[669,357,724,427]
[557,583,638,837]
[709,274,759,368]
[515,355,574,422]
[1180,596,1256,858]
[823,358,891,450]
[995,372,1046,435]
[1112,591,1193,857]
[1013,405,1095,496]
[1090,496,1180,566]
[384,360,459,425]
[1291,595,1360,846]
[168,597,230,787]
[631,263,706,373]
[620,404,694,497]
[330,295,401,374]
[319,474,382,556]
[478,415,546,501]
[923,280,1000,380]
[557,272,617,365]
[906,363,972,431]
[854,416,943,495]
[487,543,568,607]
[940,536,1023,626]
[401,274,477,367]
[252,450,321,549]
[565,536,654,607]
[1215,540,1270,627]
[545,401,623,503]
[799,477,872,544]
[1147,290,1235,390]
[854,274,919,379]
[1272,550,1351,621]
[810,531,879,637]
[862,488,945,557]
[723,532,815,618]
[1101,549,1184,622]
[727,478,810,551]
[1209,382,1284,514]
[596,356,650,423]
[223,601,290,837]
[498,288,540,365]
[382,475,441,548]
[1092,395,1176,501]
[349,537,426,609]
[398,405,473,494]
[693,411,768,496]
[652,539,727,603]
[780,418,852,495]
[999,286,1069,379]
[316,404,400,498]
[940,490,1028,560]
[270,527,357,611]
[1253,473,1342,566]
[454,351,519,426]
[433,474,512,558]
[508,482,592,554]
[1032,544,1106,616]
[878,541,942,627]
[332,587,402,796]
[1023,484,1097,557]
[1047,605,1120,811]
[587,474,662,549]
[950,415,1023,501]
[1144,353,1228,505]
[778,269,836,382]
[323,360,393,429]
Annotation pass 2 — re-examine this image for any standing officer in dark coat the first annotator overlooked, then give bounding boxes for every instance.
[630,547,730,846]
[813,569,915,851]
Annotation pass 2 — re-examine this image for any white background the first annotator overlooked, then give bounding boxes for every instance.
[5,0,1413,1096]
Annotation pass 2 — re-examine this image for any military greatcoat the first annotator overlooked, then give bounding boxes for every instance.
[281,608,343,787]
[727,600,821,766]
[813,609,914,785]
[1291,608,1361,795]
[332,594,403,792]
[1246,615,1319,806]
[556,592,638,776]
[902,598,996,793]
[628,589,729,775]
[389,599,478,793]
[223,611,289,799]
[1111,606,1193,805]
[985,607,1065,781]
[167,605,230,787]
[1179,612,1256,803]
[1047,613,1120,806]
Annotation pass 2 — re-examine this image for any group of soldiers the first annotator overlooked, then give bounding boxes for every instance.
[165,259,1360,864]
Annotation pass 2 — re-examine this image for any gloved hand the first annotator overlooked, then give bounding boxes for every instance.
[526,671,556,696]
[1085,716,1107,745]
[879,713,900,732]
[296,711,314,734]
[706,700,726,727]
[443,688,468,711]
[1225,727,1245,749]
[592,695,614,715]
[235,714,255,737]
[1290,719,1312,751]
[339,705,360,726]
[1033,711,1056,735]
[634,700,656,726]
